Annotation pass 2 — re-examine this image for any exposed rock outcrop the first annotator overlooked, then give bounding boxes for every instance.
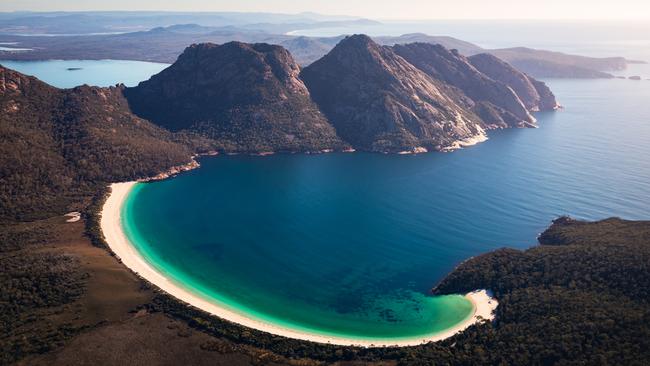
[393,43,536,127]
[300,35,487,153]
[124,42,345,153]
[468,53,559,111]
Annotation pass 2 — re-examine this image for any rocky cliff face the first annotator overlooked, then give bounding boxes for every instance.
[124,42,344,153]
[468,53,559,111]
[300,35,487,153]
[392,43,536,128]
[529,78,560,111]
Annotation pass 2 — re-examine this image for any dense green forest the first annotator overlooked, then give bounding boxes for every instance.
[0,65,203,222]
[0,220,86,364]
[0,66,205,363]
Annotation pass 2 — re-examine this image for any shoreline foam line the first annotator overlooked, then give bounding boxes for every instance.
[101,181,498,347]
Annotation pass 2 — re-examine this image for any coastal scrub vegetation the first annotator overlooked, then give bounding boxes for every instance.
[0,220,86,364]
[0,66,198,222]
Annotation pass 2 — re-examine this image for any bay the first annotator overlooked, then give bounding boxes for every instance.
[122,74,650,340]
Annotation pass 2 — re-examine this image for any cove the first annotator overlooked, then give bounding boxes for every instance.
[118,76,650,343]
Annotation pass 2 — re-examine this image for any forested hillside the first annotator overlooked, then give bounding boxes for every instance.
[0,65,199,222]
[429,217,650,365]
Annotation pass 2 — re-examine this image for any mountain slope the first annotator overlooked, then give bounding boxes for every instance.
[124,42,344,153]
[0,65,194,221]
[468,53,559,111]
[300,35,487,153]
[392,43,536,128]
[376,33,483,56]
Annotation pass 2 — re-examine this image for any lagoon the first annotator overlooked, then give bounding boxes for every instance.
[0,59,169,88]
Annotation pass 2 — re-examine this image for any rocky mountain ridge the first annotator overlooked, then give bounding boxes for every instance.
[4,34,560,161]
[124,41,345,153]
[123,35,558,154]
[393,43,536,128]
[301,35,488,153]
[301,35,558,152]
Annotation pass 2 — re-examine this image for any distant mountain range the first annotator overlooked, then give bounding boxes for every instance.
[0,11,379,35]
[0,12,638,79]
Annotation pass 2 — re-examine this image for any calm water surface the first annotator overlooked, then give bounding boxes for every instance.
[0,59,169,88]
[123,76,650,340]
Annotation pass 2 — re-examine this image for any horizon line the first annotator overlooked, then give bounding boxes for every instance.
[0,10,649,22]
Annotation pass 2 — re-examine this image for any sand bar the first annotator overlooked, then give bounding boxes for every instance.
[101,182,498,347]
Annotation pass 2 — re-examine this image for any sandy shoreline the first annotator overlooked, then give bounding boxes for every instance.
[101,182,498,347]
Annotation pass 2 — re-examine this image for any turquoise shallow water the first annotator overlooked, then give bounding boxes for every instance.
[122,182,475,340]
[121,77,650,341]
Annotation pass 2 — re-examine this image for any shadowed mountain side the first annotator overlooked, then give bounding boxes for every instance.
[124,42,345,153]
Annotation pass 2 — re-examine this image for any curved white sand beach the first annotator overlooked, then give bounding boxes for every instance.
[101,182,498,347]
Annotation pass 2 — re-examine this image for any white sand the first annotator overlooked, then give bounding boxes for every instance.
[64,211,81,223]
[101,182,498,347]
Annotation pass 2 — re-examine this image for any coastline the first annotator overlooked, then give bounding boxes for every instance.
[441,127,489,152]
[101,182,498,347]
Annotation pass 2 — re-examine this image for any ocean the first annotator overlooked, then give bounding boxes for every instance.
[122,74,650,341]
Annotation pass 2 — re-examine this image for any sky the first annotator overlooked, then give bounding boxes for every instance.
[1,0,649,20]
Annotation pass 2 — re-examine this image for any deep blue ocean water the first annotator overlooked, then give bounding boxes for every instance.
[123,75,650,340]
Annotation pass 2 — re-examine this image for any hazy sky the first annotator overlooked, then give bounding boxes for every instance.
[1,0,649,20]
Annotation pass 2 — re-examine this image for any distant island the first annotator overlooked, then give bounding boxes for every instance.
[66,67,83,71]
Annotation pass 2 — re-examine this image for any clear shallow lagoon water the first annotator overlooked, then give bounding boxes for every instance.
[0,59,169,88]
[122,76,650,341]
